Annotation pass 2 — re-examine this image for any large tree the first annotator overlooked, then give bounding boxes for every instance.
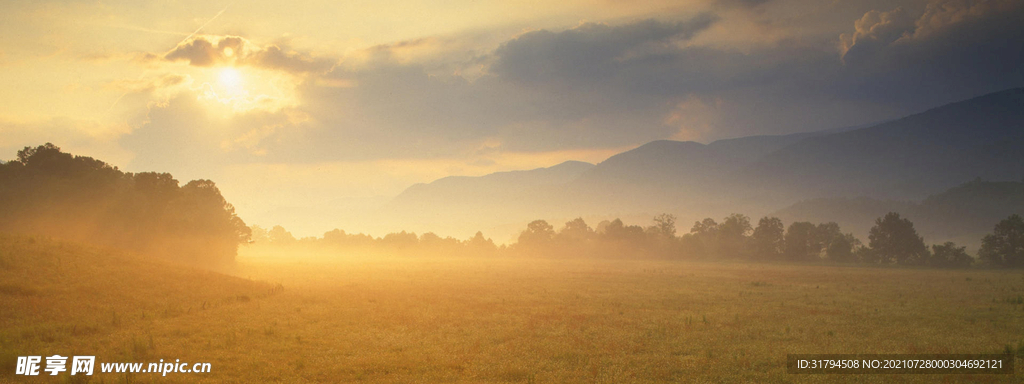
[930,242,974,268]
[817,222,860,262]
[686,218,719,258]
[867,212,928,265]
[466,231,498,255]
[602,219,646,243]
[518,219,555,247]
[557,217,593,243]
[784,222,820,261]
[651,213,677,239]
[717,213,752,258]
[0,143,250,264]
[752,216,785,259]
[978,214,1024,267]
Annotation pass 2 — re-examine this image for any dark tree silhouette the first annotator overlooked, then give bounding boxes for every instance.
[0,143,250,264]
[251,225,271,243]
[825,232,860,262]
[602,219,645,244]
[691,218,718,236]
[687,218,719,258]
[557,217,593,243]
[381,231,418,248]
[930,242,974,268]
[816,222,859,262]
[867,212,928,265]
[752,216,785,259]
[978,214,1024,267]
[784,222,820,261]
[320,228,376,248]
[718,213,752,258]
[467,231,498,255]
[651,214,677,239]
[269,225,297,244]
[518,220,555,246]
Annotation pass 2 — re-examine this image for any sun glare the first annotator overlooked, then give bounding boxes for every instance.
[219,68,243,89]
[195,66,297,113]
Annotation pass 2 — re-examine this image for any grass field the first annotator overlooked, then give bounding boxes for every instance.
[3,237,1024,383]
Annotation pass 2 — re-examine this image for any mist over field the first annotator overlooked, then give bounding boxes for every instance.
[2,0,1024,381]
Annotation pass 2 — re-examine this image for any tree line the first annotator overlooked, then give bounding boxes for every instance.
[253,212,1023,268]
[4,143,1020,268]
[0,144,250,264]
[510,212,1021,267]
[248,225,500,258]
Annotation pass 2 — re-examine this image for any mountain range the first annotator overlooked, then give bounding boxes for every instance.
[385,87,1024,244]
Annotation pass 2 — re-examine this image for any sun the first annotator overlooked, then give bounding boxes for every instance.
[219,68,243,89]
[196,66,297,113]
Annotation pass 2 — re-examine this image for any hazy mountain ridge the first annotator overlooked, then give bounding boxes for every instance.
[392,160,594,206]
[774,180,1024,250]
[561,127,844,212]
[746,87,1024,200]
[386,87,1024,243]
[572,128,841,189]
[388,127,835,216]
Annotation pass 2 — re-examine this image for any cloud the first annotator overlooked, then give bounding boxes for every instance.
[252,45,334,74]
[117,90,311,178]
[162,35,334,74]
[491,15,719,87]
[838,7,915,61]
[911,0,1022,38]
[836,0,1024,107]
[715,0,772,10]
[665,95,725,141]
[163,35,241,66]
[116,5,1024,171]
[280,7,1018,156]
[105,73,189,94]
[841,0,1024,61]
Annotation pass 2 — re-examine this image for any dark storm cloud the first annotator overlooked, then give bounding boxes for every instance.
[275,16,732,160]
[285,2,1023,159]
[294,15,833,151]
[836,0,1024,109]
[301,16,769,154]
[715,0,772,9]
[491,15,719,87]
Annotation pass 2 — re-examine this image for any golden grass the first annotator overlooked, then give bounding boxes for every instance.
[3,237,1024,383]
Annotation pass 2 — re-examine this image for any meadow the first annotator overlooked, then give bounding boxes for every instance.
[3,236,1024,383]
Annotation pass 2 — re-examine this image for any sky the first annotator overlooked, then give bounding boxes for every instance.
[1,0,1022,237]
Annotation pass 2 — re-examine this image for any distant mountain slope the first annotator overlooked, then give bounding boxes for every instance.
[392,121,858,209]
[572,120,878,192]
[384,161,596,239]
[380,88,1023,242]
[385,129,832,234]
[574,130,826,189]
[774,180,1024,249]
[392,160,593,206]
[746,88,1024,200]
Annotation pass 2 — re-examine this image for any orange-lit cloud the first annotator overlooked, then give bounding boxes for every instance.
[839,7,915,60]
